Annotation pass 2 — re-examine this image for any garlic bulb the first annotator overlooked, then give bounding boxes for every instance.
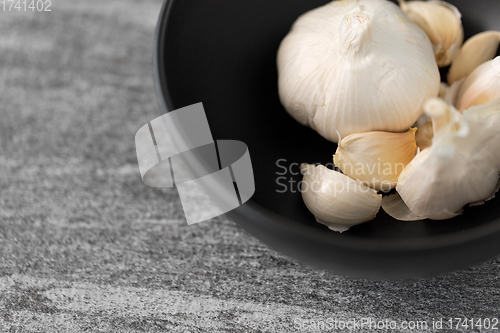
[333,129,417,191]
[455,57,500,112]
[396,98,500,220]
[300,164,382,232]
[277,0,440,143]
[398,0,463,67]
[448,31,500,85]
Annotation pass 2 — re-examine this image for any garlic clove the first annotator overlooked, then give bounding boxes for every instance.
[278,0,440,143]
[415,120,434,151]
[463,98,500,168]
[443,77,465,107]
[426,96,461,135]
[382,193,426,221]
[333,129,417,191]
[398,0,463,67]
[455,57,500,112]
[396,98,500,220]
[300,164,382,232]
[413,112,433,151]
[469,179,500,207]
[463,97,500,126]
[448,31,500,85]
[439,82,449,99]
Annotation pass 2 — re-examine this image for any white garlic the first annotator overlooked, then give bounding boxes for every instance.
[398,0,463,67]
[455,57,500,112]
[333,129,417,191]
[277,0,440,143]
[415,120,434,151]
[413,110,434,151]
[448,31,500,85]
[396,98,500,220]
[464,98,500,128]
[382,193,426,221]
[300,164,382,232]
[441,77,465,107]
[439,83,449,99]
[463,98,500,168]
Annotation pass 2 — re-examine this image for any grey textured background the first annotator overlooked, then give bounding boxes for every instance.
[0,0,499,332]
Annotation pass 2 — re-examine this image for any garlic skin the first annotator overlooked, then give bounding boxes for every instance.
[300,164,382,232]
[455,57,500,112]
[448,31,500,85]
[334,129,417,191]
[442,77,465,107]
[277,0,440,143]
[396,98,500,220]
[398,0,463,67]
[439,82,448,99]
[463,98,500,168]
[413,112,433,152]
[382,193,426,221]
[464,98,500,128]
[415,120,434,151]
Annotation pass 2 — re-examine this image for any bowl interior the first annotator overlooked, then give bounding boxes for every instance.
[158,0,500,245]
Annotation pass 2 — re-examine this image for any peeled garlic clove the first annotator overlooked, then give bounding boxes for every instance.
[455,57,500,112]
[399,0,463,67]
[300,164,382,232]
[396,98,500,220]
[278,0,440,143]
[448,31,500,85]
[382,193,426,221]
[334,129,417,191]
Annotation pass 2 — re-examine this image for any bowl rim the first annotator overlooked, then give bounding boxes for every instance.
[153,0,500,275]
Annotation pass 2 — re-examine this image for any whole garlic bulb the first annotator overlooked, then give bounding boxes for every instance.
[277,0,440,143]
[300,164,382,232]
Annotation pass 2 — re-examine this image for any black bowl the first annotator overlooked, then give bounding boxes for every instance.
[154,0,500,278]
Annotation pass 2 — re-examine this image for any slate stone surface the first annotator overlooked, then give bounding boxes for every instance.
[0,0,499,332]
